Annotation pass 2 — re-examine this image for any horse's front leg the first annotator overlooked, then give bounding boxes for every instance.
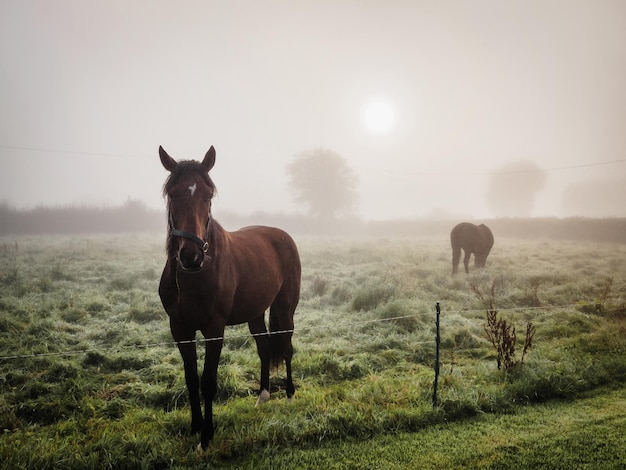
[452,247,461,275]
[463,250,472,274]
[199,331,224,450]
[176,339,203,435]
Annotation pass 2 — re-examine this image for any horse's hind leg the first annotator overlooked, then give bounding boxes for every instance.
[283,338,295,401]
[248,315,271,406]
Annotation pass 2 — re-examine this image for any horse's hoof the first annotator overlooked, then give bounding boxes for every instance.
[255,389,270,407]
[287,395,294,404]
[197,440,212,452]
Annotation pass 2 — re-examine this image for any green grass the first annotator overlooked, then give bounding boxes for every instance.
[1,234,625,468]
[252,386,626,470]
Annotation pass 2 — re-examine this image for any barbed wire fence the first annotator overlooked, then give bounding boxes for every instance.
[0,303,580,365]
[0,301,596,409]
[0,311,441,362]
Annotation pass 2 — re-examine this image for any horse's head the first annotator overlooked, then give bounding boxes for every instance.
[160,146,217,272]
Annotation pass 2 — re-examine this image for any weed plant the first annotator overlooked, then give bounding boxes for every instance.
[1,234,625,468]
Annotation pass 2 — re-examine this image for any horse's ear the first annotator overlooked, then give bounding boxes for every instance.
[202,146,216,172]
[159,146,178,172]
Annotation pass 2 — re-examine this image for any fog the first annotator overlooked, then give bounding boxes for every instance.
[1,1,625,221]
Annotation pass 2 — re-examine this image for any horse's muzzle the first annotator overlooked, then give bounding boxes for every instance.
[177,246,206,272]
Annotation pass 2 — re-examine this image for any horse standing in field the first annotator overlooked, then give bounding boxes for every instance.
[450,222,494,274]
[158,146,301,450]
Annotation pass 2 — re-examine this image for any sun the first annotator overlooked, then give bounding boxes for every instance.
[363,99,395,134]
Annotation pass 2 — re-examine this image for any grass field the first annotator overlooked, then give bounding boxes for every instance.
[1,233,625,469]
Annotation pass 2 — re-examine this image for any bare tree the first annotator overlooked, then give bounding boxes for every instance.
[286,148,358,219]
[485,160,546,217]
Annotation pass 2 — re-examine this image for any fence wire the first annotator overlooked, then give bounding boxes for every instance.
[0,312,437,361]
[0,304,580,362]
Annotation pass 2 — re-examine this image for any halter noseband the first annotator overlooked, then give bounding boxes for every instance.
[169,211,211,254]
[170,228,209,253]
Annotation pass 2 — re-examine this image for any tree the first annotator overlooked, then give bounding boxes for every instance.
[485,160,546,217]
[286,148,358,219]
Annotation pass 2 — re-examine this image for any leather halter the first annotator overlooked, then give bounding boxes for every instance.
[168,210,211,253]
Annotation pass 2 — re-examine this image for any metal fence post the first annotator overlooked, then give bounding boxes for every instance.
[432,301,441,407]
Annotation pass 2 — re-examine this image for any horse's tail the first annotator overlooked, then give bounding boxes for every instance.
[271,233,300,368]
[268,303,295,368]
[268,298,297,399]
[268,233,300,399]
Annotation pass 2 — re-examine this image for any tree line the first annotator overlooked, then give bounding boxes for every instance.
[1,148,624,240]
[1,200,625,243]
[0,200,163,235]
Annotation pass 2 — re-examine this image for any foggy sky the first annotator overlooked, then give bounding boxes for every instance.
[1,0,625,221]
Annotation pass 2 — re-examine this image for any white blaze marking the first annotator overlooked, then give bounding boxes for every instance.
[188,183,197,197]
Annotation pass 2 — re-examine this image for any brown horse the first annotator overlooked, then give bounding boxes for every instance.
[158,146,301,449]
[450,222,494,274]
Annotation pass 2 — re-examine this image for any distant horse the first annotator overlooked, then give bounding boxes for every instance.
[450,222,494,274]
[158,146,301,449]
